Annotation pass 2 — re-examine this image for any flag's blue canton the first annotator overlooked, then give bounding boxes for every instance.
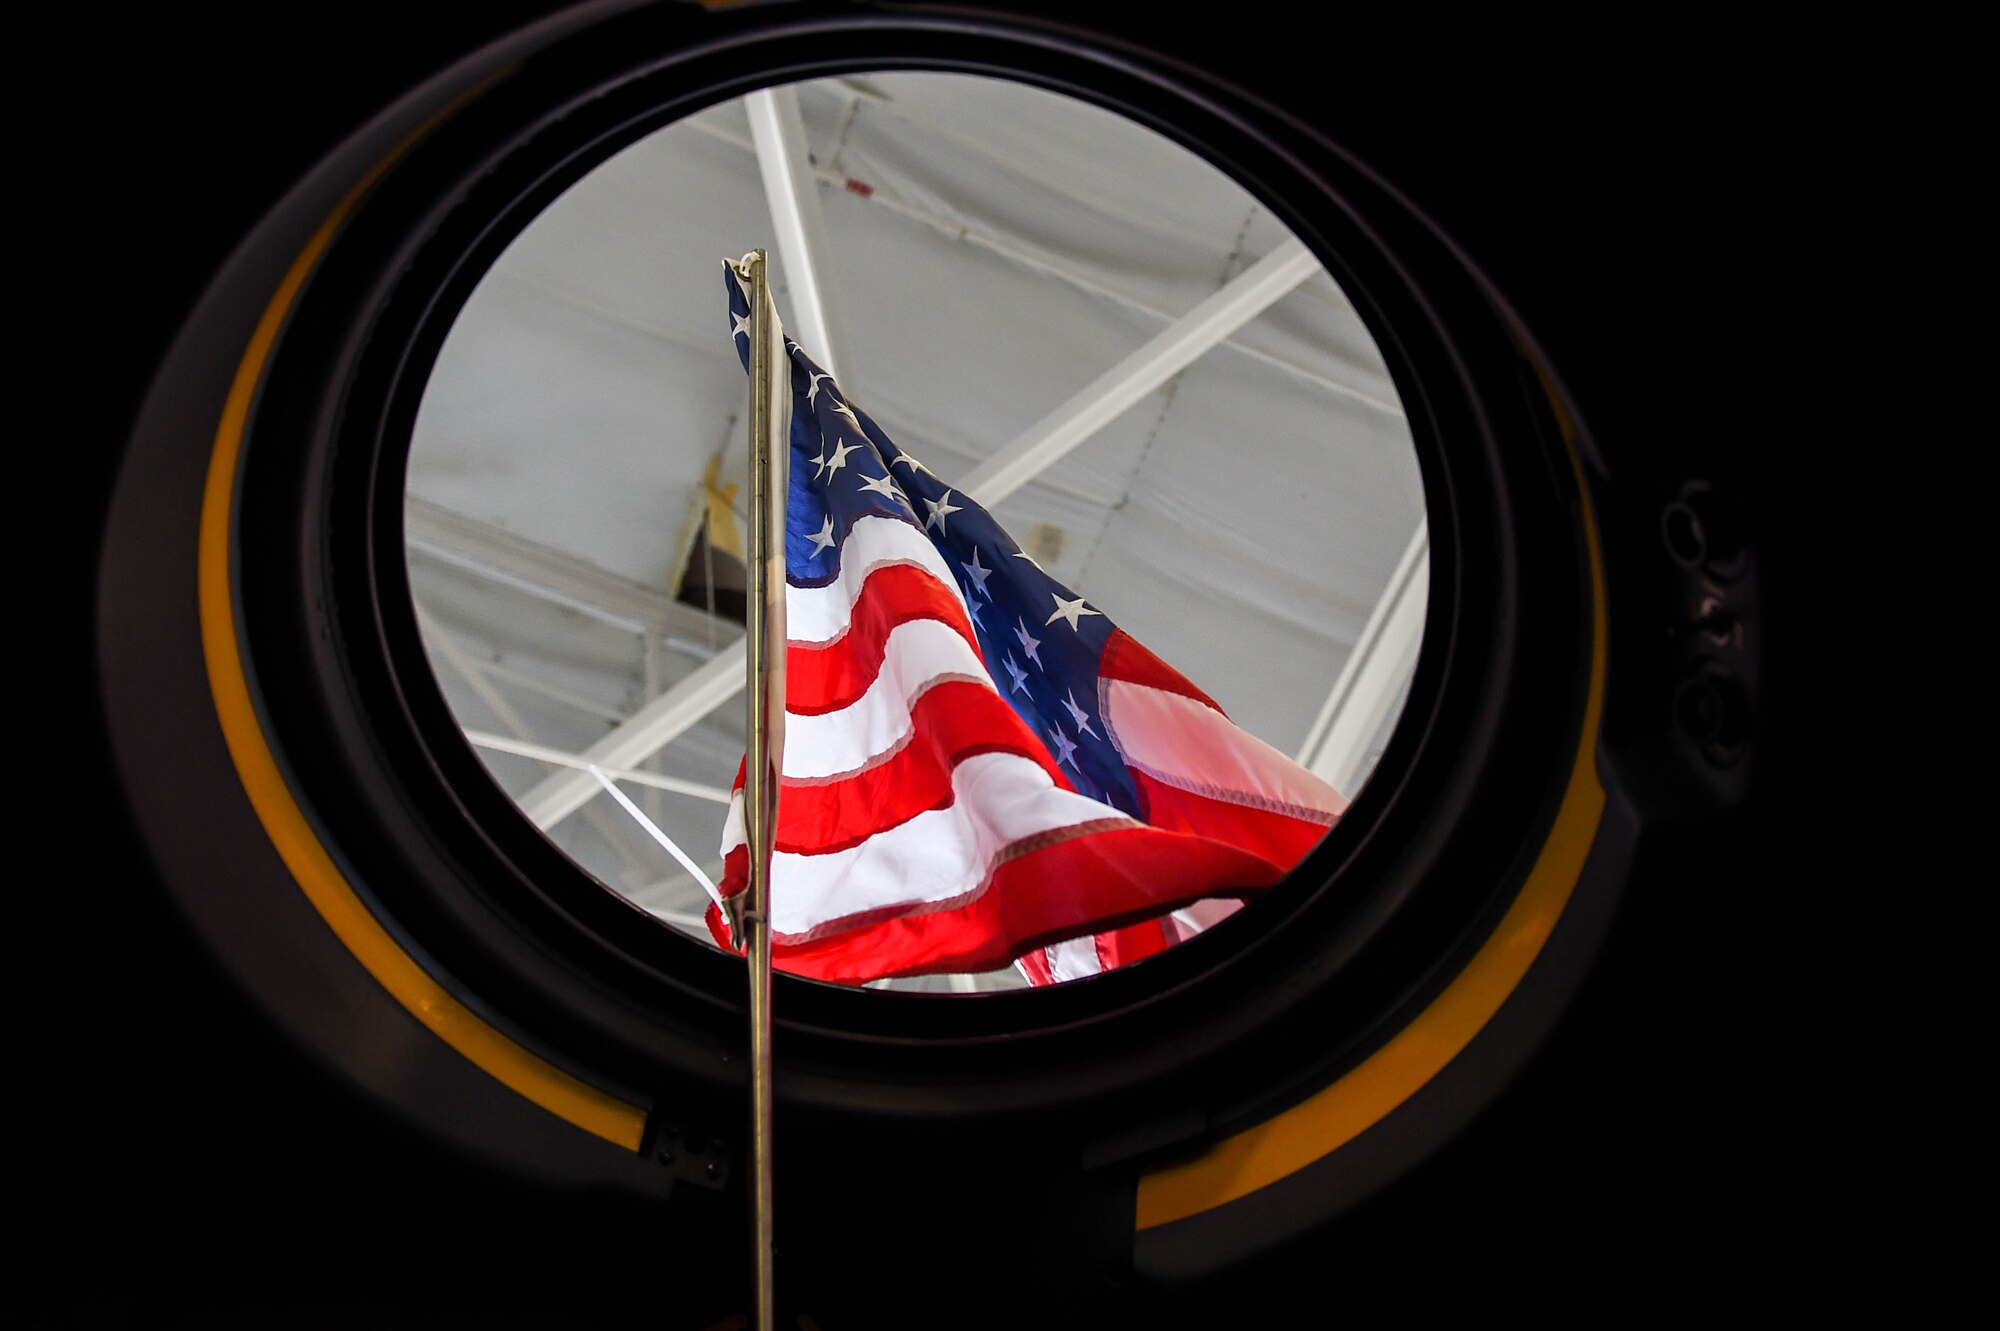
[725,268,1142,818]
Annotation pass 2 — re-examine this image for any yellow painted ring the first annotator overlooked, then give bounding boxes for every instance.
[194,94,649,1154]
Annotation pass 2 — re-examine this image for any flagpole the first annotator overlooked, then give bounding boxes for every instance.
[736,247,784,1330]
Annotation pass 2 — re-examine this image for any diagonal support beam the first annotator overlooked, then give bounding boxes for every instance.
[515,640,747,827]
[747,85,843,382]
[689,114,1403,419]
[518,240,1321,830]
[1295,523,1428,797]
[464,730,734,804]
[407,496,720,638]
[959,238,1317,504]
[419,611,655,879]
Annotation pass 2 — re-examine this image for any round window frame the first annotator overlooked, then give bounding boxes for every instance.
[99,0,1623,1293]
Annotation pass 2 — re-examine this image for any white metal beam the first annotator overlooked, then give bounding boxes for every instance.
[406,497,721,639]
[516,641,747,827]
[1295,524,1429,798]
[747,86,844,381]
[419,612,654,878]
[463,730,734,804]
[686,115,1402,418]
[960,239,1318,505]
[517,240,1321,829]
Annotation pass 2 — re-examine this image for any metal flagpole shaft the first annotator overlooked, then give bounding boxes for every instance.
[737,247,783,1331]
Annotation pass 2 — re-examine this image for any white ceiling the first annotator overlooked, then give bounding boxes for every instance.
[404,71,1424,990]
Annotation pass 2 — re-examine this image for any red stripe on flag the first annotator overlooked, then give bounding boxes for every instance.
[1130,769,1336,868]
[1098,627,1224,714]
[785,564,981,716]
[1015,948,1056,986]
[710,823,1284,981]
[771,681,1069,858]
[1018,916,1178,986]
[1094,916,1177,971]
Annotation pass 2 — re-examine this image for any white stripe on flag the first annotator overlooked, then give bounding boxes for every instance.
[785,514,965,645]
[1046,936,1105,982]
[784,618,993,780]
[1168,897,1243,943]
[719,785,745,860]
[722,750,1138,938]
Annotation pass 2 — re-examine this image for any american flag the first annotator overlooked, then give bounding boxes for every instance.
[710,266,1348,984]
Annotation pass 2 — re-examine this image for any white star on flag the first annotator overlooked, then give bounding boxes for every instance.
[1013,617,1043,667]
[1046,592,1103,630]
[857,470,903,504]
[1002,653,1031,694]
[924,490,964,535]
[962,547,993,599]
[1061,690,1099,739]
[822,437,859,478]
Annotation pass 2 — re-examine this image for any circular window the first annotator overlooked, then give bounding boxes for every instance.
[405,71,1427,993]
